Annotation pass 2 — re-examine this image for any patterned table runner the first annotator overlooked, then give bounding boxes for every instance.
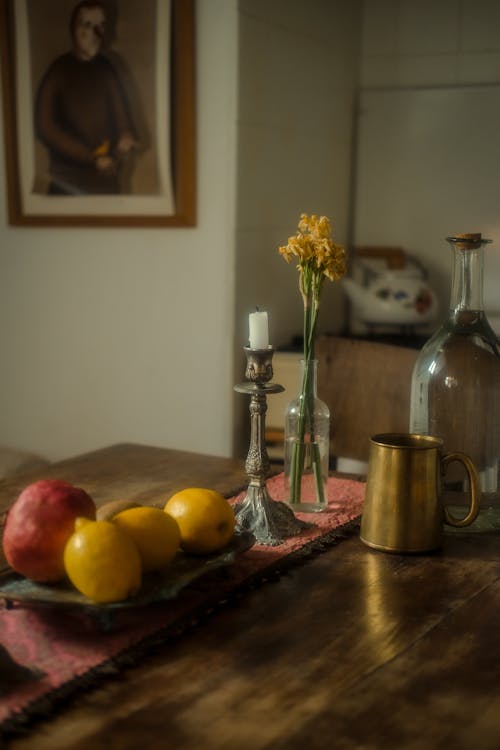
[0,474,365,736]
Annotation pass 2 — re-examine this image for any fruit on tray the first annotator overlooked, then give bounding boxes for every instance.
[113,506,180,572]
[3,479,96,583]
[3,477,239,604]
[64,517,142,603]
[164,488,235,555]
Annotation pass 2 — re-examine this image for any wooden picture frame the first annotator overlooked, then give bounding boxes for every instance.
[0,0,196,226]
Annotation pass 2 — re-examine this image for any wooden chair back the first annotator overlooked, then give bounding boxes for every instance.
[316,335,419,463]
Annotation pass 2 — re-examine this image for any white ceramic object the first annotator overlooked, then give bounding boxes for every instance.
[342,270,438,326]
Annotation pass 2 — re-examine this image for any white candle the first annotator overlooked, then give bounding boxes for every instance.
[249,310,269,349]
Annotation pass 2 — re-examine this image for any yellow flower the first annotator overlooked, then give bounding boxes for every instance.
[279,213,346,283]
[278,244,293,263]
[316,216,331,239]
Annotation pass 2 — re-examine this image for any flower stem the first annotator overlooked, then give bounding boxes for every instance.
[288,290,326,507]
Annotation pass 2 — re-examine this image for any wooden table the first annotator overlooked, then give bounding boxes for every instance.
[1,443,500,750]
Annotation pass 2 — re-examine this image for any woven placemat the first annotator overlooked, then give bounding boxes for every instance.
[0,473,365,737]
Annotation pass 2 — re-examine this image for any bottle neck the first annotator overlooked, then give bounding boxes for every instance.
[299,358,318,397]
[448,243,485,314]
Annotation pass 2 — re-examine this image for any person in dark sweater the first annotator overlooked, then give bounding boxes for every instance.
[35,0,137,195]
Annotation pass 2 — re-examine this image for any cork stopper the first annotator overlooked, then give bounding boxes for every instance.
[447,233,488,249]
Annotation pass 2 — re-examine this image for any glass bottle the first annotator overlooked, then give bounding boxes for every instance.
[409,233,500,524]
[284,359,330,512]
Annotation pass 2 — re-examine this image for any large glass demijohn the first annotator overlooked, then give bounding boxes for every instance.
[409,233,500,519]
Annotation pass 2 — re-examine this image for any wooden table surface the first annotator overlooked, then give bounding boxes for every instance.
[1,443,500,750]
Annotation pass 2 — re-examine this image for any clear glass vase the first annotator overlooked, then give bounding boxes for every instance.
[409,233,500,525]
[284,359,330,512]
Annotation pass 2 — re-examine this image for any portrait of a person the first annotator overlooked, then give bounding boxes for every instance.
[34,0,139,195]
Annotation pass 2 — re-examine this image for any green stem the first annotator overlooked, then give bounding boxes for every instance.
[289,298,311,504]
[307,300,326,505]
[288,287,326,506]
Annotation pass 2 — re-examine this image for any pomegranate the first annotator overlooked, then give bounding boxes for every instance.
[3,479,96,582]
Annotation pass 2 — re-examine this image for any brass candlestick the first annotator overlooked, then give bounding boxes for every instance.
[234,346,310,546]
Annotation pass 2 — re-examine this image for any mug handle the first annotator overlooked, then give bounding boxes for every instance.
[441,452,480,527]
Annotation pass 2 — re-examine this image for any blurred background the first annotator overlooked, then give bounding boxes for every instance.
[1,0,500,468]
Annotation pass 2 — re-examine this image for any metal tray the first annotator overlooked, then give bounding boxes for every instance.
[0,532,254,625]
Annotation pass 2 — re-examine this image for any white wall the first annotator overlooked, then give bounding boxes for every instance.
[361,0,500,89]
[355,0,500,324]
[354,85,500,320]
[235,0,362,352]
[0,0,239,462]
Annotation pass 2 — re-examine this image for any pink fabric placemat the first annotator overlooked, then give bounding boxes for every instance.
[0,473,365,735]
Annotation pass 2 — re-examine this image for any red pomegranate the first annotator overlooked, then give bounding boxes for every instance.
[3,479,96,582]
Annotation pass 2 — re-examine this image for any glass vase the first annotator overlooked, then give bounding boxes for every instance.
[284,359,330,512]
[409,233,500,526]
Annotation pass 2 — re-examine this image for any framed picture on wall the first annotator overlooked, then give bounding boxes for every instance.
[0,0,196,226]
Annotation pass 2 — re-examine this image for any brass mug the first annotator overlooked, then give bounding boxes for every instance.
[360,433,480,553]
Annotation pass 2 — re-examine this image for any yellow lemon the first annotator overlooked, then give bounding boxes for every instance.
[113,506,180,572]
[64,517,142,603]
[164,488,235,555]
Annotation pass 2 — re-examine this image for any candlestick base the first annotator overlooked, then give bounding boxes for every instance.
[234,345,312,546]
[233,481,309,547]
